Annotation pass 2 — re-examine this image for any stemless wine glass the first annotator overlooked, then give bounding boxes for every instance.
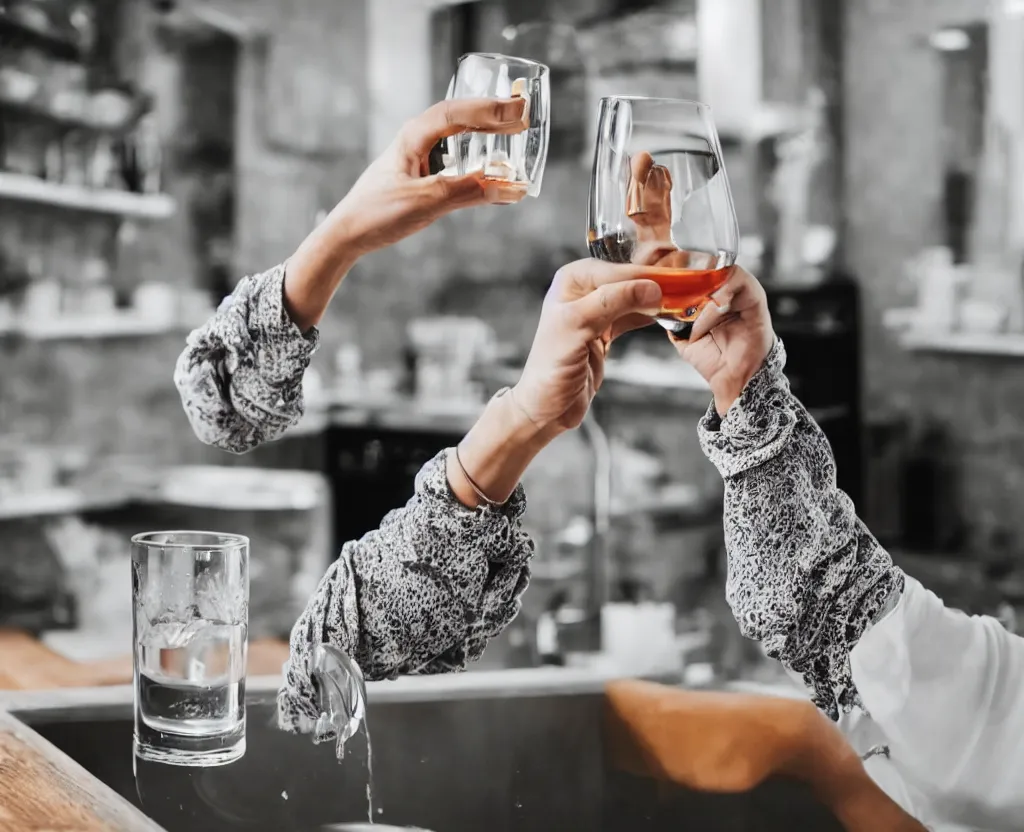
[446,52,551,201]
[587,96,739,337]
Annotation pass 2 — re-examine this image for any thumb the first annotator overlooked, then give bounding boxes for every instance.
[570,279,662,340]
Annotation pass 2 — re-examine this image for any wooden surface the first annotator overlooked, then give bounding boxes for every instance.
[0,710,161,832]
[0,629,291,691]
[0,630,292,830]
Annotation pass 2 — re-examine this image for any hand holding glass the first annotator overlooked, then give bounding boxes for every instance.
[587,97,739,338]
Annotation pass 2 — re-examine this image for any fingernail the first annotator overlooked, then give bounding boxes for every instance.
[714,301,731,314]
[511,78,532,122]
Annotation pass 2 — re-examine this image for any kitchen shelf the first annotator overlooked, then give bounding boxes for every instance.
[899,330,1024,357]
[0,488,127,521]
[0,172,175,219]
[0,93,152,135]
[0,315,195,341]
[0,14,82,61]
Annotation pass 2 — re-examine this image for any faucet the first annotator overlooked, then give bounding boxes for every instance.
[579,409,612,648]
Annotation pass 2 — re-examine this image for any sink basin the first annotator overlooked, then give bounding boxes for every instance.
[9,671,842,832]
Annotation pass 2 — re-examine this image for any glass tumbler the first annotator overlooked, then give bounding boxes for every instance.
[446,52,551,200]
[132,531,250,767]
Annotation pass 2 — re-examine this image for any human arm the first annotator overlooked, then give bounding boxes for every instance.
[175,97,529,453]
[848,575,1024,831]
[604,680,926,832]
[277,259,663,734]
[695,336,904,719]
[680,267,1024,830]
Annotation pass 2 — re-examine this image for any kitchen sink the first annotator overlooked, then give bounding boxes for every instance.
[8,671,842,832]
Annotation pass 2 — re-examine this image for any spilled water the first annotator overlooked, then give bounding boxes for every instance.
[309,643,375,823]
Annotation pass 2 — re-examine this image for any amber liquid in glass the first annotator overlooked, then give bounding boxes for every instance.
[588,232,731,323]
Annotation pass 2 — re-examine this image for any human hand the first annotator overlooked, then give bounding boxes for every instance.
[511,260,662,434]
[669,266,775,417]
[330,97,530,257]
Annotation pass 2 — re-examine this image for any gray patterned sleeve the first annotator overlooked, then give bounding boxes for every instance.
[698,339,905,721]
[277,448,533,735]
[174,263,319,454]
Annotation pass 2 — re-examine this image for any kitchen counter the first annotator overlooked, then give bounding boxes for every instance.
[0,669,845,832]
[0,706,163,831]
[0,670,622,832]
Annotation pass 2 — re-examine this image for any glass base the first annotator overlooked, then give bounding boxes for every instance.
[656,317,694,340]
[134,734,246,768]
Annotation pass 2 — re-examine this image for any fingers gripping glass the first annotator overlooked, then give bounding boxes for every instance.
[586,96,740,339]
[441,52,551,201]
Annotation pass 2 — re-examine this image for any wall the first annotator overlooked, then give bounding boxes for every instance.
[844,0,1024,546]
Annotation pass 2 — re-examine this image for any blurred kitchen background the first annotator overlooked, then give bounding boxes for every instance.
[1,0,1022,690]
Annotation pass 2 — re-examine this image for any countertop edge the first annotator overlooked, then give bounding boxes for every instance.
[1,667,627,715]
[0,709,163,831]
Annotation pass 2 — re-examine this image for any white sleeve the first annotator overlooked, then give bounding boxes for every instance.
[850,574,1024,831]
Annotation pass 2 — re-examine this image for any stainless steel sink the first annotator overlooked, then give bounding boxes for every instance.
[6,670,843,832]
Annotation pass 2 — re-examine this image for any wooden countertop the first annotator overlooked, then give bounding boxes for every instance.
[0,629,292,830]
[0,708,163,831]
[0,629,291,691]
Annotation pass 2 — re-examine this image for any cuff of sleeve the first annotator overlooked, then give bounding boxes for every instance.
[417,448,528,524]
[245,261,321,385]
[697,338,798,478]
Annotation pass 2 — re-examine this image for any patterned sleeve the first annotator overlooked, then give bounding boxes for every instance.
[277,448,533,736]
[173,263,319,454]
[697,339,905,720]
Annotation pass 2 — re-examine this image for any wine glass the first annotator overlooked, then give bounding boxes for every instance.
[587,96,739,338]
[445,53,551,201]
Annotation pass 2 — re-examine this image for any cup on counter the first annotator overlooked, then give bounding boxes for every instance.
[132,531,250,767]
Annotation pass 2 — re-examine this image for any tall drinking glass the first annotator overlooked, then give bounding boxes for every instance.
[587,96,739,338]
[132,531,249,767]
[446,52,551,201]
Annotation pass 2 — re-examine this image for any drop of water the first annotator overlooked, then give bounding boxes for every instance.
[281,790,289,801]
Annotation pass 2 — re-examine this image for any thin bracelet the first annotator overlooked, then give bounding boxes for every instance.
[453,444,504,508]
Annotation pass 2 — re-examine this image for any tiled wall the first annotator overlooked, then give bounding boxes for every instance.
[844,0,1024,548]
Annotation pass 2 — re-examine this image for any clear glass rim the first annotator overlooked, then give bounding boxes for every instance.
[131,530,250,550]
[458,51,549,72]
[601,95,711,112]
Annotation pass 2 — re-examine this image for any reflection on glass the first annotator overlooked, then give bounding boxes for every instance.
[587,96,740,338]
[446,52,551,200]
[132,530,249,767]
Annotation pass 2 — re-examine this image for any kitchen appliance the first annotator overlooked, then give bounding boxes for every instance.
[324,425,465,560]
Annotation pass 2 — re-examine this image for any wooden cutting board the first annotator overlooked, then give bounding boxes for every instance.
[0,629,291,691]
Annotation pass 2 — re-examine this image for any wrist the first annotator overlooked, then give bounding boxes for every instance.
[506,385,565,447]
[788,709,922,831]
[284,209,363,332]
[323,197,373,261]
[447,389,555,508]
[712,335,778,418]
